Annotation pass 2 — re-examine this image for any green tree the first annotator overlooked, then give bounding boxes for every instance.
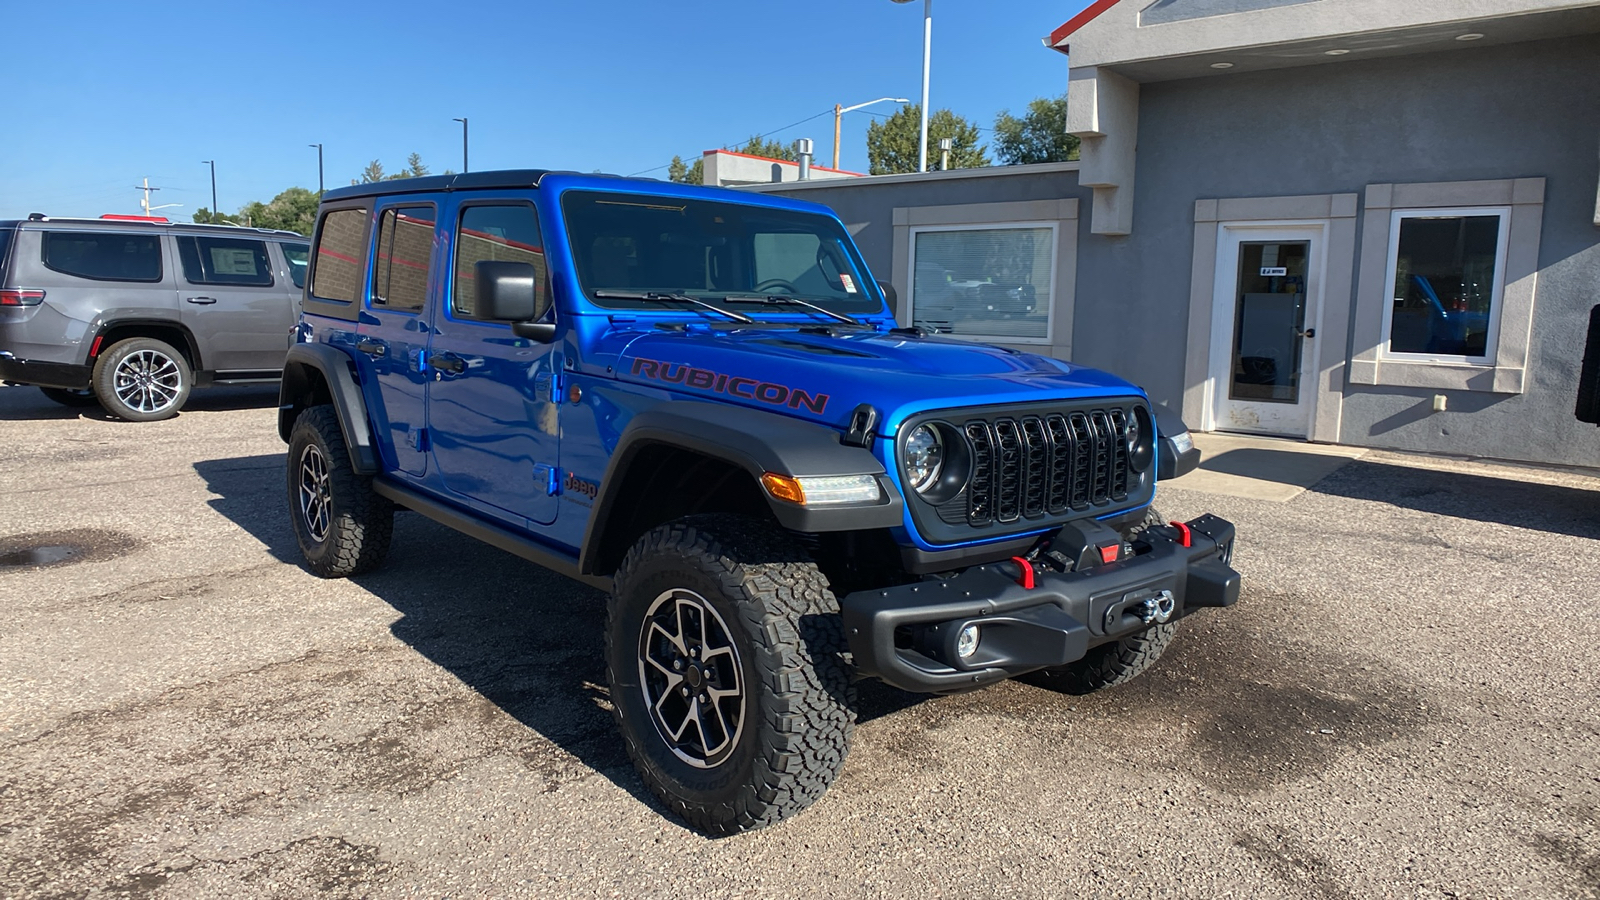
[866,104,988,175]
[191,208,239,225]
[356,159,387,184]
[731,135,797,161]
[403,153,430,178]
[668,155,704,185]
[238,187,319,235]
[993,94,1079,165]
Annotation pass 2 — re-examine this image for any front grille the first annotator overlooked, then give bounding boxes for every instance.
[954,404,1136,528]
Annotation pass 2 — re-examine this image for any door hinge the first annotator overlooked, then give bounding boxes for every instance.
[533,463,560,495]
[409,427,430,452]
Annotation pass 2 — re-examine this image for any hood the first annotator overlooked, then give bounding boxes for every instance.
[596,325,1144,435]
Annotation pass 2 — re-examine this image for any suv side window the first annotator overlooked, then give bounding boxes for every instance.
[41,231,163,282]
[280,242,309,289]
[310,209,367,303]
[452,204,548,319]
[176,235,274,287]
[373,206,435,312]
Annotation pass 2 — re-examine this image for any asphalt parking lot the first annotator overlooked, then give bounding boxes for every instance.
[2,383,1598,899]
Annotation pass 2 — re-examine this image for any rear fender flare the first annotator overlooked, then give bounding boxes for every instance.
[277,343,378,474]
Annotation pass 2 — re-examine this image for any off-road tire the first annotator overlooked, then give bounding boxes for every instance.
[39,387,99,408]
[1125,505,1166,541]
[90,337,192,422]
[1028,621,1178,695]
[606,514,856,834]
[286,405,393,578]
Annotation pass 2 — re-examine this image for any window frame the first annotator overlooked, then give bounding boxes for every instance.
[176,234,276,288]
[40,230,164,283]
[306,205,370,315]
[369,202,438,314]
[447,199,552,326]
[905,220,1059,346]
[1376,205,1511,366]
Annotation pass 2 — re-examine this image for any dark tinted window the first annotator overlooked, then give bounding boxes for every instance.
[373,206,435,312]
[41,231,163,282]
[0,228,13,279]
[177,236,274,287]
[310,209,367,302]
[452,204,547,319]
[281,242,309,289]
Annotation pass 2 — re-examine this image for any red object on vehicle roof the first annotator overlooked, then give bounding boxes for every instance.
[99,214,169,223]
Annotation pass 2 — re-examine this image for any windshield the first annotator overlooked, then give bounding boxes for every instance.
[561,191,882,315]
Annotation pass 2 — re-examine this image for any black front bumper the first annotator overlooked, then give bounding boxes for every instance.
[840,514,1241,693]
[0,353,92,390]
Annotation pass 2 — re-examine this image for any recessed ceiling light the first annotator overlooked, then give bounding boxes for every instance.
[1325,49,1350,56]
[1211,62,1235,69]
[1456,33,1485,41]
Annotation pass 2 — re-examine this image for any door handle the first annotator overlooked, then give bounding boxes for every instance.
[434,353,467,374]
[1297,328,1316,339]
[356,338,388,358]
[185,296,217,305]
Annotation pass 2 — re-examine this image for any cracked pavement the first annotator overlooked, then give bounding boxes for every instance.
[1,383,1598,899]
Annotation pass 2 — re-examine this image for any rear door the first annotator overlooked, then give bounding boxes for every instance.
[355,200,439,477]
[174,233,287,373]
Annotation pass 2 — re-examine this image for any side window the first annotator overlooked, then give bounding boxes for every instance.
[176,236,274,287]
[310,209,368,302]
[373,206,436,312]
[280,242,309,289]
[41,231,163,282]
[452,204,548,319]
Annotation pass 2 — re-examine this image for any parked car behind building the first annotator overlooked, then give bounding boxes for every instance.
[0,214,308,420]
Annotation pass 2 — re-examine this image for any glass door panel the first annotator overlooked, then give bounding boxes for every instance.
[1229,241,1309,405]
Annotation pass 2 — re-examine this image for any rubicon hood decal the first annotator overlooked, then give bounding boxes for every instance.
[631,357,829,414]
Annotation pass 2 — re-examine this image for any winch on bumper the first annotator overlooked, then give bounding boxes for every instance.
[840,514,1241,693]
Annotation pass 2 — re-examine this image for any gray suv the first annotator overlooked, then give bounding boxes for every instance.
[0,215,309,421]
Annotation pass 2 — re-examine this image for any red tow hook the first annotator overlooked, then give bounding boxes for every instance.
[1009,556,1035,590]
[1170,521,1192,548]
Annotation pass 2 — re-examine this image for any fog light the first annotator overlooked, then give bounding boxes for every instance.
[956,624,980,659]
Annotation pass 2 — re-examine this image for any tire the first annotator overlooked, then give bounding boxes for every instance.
[1027,621,1178,695]
[39,387,99,408]
[286,405,393,578]
[606,514,855,834]
[1126,505,1166,541]
[90,337,191,421]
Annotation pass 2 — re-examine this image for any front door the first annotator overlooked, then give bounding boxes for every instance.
[1209,225,1323,437]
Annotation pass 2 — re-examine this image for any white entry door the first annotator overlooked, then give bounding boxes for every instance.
[1207,223,1325,437]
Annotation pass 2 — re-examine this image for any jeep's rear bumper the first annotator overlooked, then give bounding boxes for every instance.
[839,515,1240,693]
[0,352,92,390]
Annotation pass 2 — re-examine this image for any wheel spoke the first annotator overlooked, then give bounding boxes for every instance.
[647,620,687,657]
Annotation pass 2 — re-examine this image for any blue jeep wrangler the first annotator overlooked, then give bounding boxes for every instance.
[278,170,1238,834]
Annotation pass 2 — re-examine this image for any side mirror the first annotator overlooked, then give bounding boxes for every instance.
[876,280,898,309]
[476,260,555,342]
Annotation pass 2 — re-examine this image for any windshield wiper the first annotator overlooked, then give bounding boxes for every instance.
[722,295,864,326]
[592,290,755,324]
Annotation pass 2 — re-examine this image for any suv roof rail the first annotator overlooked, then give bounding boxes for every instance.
[10,214,305,237]
[323,168,579,202]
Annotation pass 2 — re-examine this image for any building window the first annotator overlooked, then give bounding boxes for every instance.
[1381,208,1509,362]
[908,224,1055,342]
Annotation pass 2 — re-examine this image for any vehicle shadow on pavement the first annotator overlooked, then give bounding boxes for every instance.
[1310,459,1600,540]
[0,383,279,421]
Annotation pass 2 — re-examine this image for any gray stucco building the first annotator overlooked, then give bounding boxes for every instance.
[753,0,1600,468]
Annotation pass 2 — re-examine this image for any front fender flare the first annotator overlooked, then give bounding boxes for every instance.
[278,343,378,474]
[579,401,904,575]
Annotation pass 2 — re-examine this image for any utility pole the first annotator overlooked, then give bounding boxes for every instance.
[309,143,324,194]
[201,160,217,219]
[832,97,908,170]
[135,178,161,217]
[453,117,469,173]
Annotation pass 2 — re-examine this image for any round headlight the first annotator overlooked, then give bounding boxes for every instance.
[904,424,943,493]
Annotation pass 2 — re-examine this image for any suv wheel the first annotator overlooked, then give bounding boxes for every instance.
[39,387,99,408]
[91,337,191,422]
[286,405,394,578]
[606,514,855,834]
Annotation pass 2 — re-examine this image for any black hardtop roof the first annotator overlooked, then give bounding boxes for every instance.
[321,168,571,203]
[1,216,305,239]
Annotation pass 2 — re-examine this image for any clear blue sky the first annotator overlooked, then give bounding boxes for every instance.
[0,0,1088,222]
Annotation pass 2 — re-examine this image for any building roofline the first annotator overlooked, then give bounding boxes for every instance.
[703,148,866,177]
[1047,0,1123,52]
[738,160,1081,193]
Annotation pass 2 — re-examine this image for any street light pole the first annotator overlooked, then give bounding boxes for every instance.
[889,0,933,172]
[309,143,324,194]
[833,96,910,170]
[453,117,469,173]
[201,160,217,219]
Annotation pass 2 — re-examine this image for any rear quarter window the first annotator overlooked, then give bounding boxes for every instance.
[281,242,309,289]
[310,209,368,302]
[41,231,163,282]
[0,228,14,279]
